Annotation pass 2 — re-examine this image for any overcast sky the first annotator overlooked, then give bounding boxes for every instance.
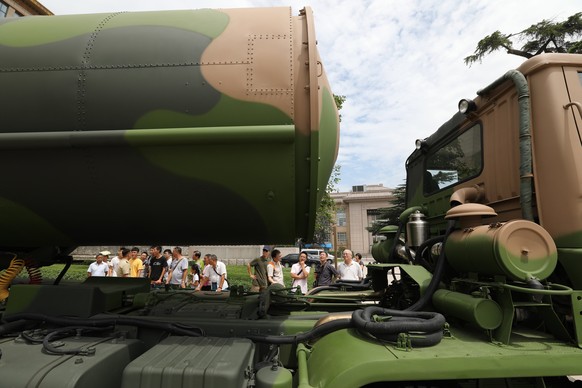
[40,0,582,192]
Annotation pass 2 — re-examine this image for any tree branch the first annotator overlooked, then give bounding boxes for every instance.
[506,48,533,59]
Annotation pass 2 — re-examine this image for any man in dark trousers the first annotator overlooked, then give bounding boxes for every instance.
[247,246,270,292]
[148,245,167,288]
[314,251,339,287]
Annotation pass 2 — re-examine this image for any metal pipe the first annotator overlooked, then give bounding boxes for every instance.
[449,185,484,206]
[477,69,534,221]
[296,344,315,388]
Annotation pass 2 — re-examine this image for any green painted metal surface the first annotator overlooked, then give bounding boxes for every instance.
[445,221,557,282]
[0,336,144,388]
[432,289,502,330]
[255,365,293,388]
[371,225,399,263]
[306,327,582,386]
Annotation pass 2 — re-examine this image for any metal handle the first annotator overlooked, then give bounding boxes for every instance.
[563,101,582,116]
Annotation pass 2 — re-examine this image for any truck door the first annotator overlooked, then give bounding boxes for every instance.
[563,67,582,143]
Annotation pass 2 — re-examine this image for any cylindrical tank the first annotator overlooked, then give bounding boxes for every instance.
[406,211,429,248]
[0,8,339,247]
[255,365,293,388]
[432,289,503,330]
[445,220,557,281]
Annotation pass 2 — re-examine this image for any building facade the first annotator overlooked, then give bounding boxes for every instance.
[331,184,393,257]
[0,0,52,17]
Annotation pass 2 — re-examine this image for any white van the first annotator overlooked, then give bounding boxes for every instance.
[301,249,335,261]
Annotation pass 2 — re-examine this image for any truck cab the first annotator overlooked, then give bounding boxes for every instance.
[406,53,582,289]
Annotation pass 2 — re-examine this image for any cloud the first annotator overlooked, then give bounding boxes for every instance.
[313,0,581,191]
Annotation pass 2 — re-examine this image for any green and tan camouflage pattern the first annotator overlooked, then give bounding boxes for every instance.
[0,8,339,248]
[405,53,582,287]
[445,220,558,281]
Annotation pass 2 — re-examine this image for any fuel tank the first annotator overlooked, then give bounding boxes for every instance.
[0,8,339,246]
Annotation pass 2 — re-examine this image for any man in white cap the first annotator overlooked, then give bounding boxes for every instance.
[98,250,111,276]
[104,248,120,277]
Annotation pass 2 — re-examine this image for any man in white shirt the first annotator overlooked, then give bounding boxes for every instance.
[106,249,120,277]
[167,246,189,289]
[290,252,310,294]
[196,254,228,292]
[163,249,173,282]
[87,254,108,277]
[267,249,285,287]
[338,249,363,281]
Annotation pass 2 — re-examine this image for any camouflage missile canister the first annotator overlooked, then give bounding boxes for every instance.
[0,8,339,246]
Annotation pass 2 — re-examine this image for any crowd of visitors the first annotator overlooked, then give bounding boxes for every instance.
[246,248,367,294]
[86,245,208,290]
[88,246,367,294]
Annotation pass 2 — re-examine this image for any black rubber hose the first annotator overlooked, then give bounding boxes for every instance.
[352,307,445,347]
[414,236,446,272]
[245,318,353,345]
[405,220,456,312]
[353,307,445,333]
[4,313,205,337]
[247,306,445,347]
[404,242,414,264]
[329,278,372,291]
[0,319,29,336]
[43,326,112,356]
[388,223,405,263]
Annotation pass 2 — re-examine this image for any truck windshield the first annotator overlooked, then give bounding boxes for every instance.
[424,123,482,194]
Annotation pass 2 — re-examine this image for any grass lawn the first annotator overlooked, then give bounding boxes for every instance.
[16,263,316,291]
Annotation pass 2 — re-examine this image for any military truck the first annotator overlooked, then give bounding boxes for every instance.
[1,5,582,388]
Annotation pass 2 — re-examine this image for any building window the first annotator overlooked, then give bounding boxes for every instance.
[337,232,347,245]
[352,185,364,192]
[0,2,8,18]
[336,208,346,227]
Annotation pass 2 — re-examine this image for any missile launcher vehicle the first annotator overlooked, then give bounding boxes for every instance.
[1,5,582,388]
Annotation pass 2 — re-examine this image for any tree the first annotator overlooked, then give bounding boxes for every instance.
[309,95,346,245]
[366,182,406,235]
[312,164,341,245]
[334,94,346,121]
[464,12,582,66]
